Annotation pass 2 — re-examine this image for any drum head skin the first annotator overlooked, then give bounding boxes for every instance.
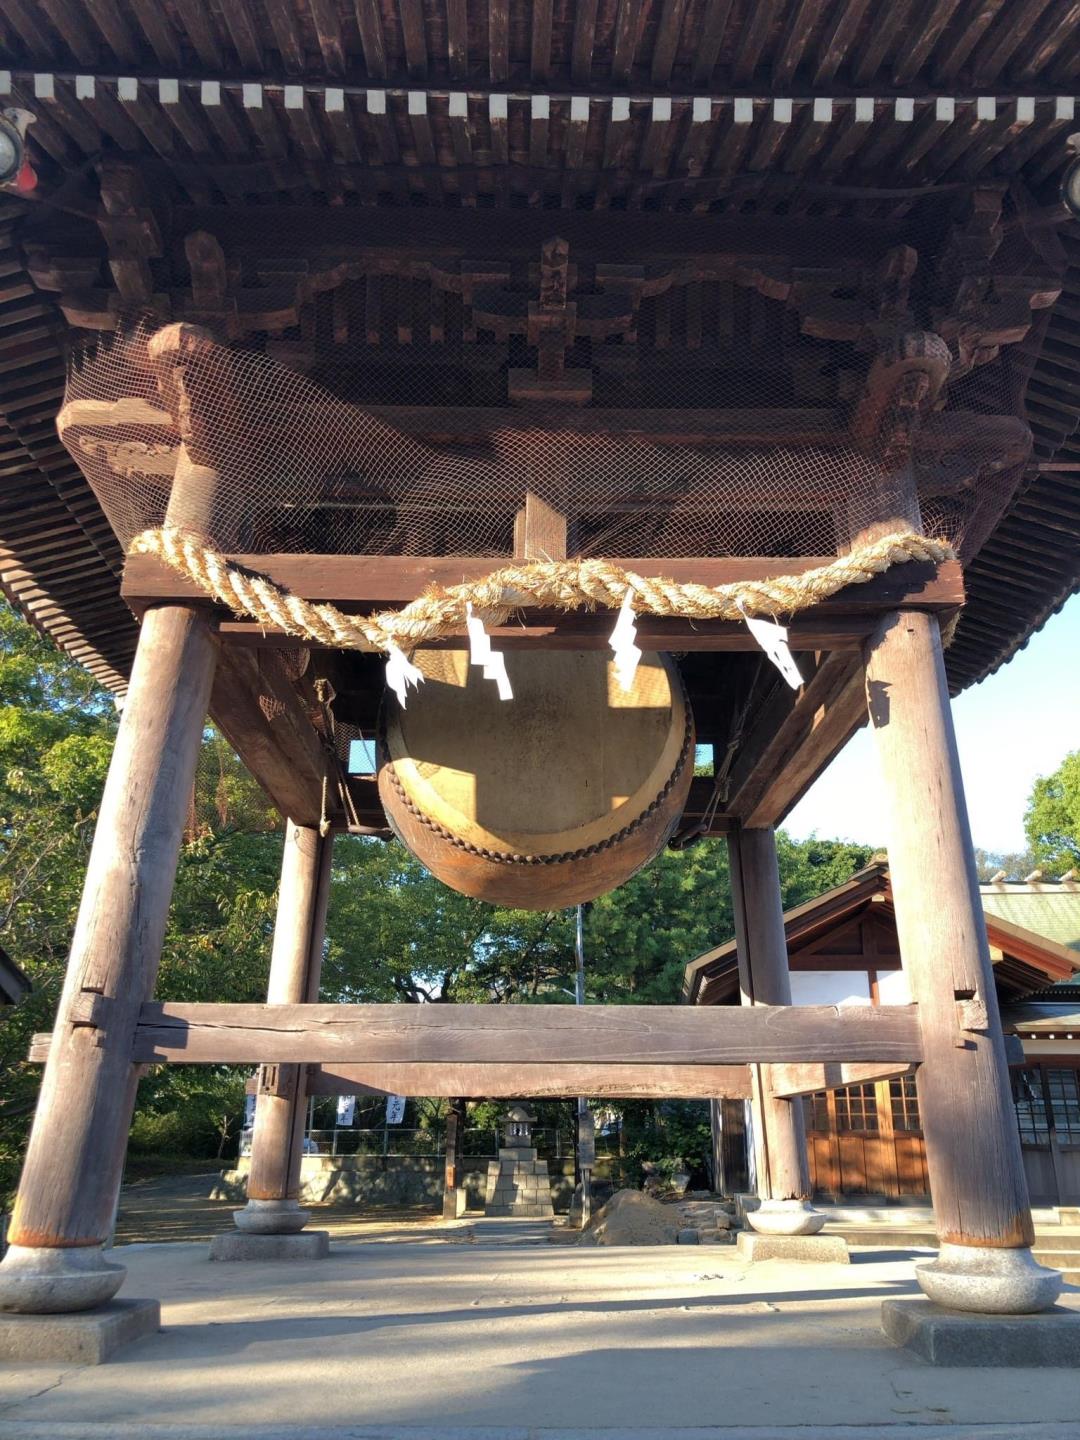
[378,649,694,908]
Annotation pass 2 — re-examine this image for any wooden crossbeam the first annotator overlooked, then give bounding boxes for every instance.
[284,1061,754,1100]
[173,205,899,267]
[726,652,870,827]
[123,554,963,655]
[768,1060,919,1098]
[88,999,922,1065]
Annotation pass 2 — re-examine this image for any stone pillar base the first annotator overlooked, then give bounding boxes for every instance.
[233,1198,311,1234]
[916,1242,1062,1313]
[443,1186,467,1220]
[0,1298,159,1364]
[0,1244,125,1314]
[737,1231,850,1264]
[746,1198,825,1236]
[883,1297,1080,1365]
[210,1229,330,1262]
[484,1151,554,1218]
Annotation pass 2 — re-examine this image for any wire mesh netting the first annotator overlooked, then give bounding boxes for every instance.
[56,204,1031,577]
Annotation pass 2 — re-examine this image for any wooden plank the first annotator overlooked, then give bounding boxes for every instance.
[354,0,388,79]
[611,0,644,83]
[399,0,428,78]
[124,553,961,609]
[128,999,923,1065]
[208,645,328,827]
[770,1061,920,1099]
[773,0,829,86]
[173,202,901,265]
[531,0,553,80]
[571,0,600,84]
[651,0,689,85]
[123,556,963,649]
[489,0,509,82]
[446,0,468,76]
[308,0,347,74]
[304,1061,754,1099]
[262,0,306,70]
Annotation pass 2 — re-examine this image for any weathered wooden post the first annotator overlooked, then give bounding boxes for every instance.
[728,825,835,1255]
[866,610,1061,1314]
[215,825,334,1259]
[442,1099,467,1219]
[0,606,216,1318]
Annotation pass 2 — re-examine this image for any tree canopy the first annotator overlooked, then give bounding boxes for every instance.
[1025,749,1080,871]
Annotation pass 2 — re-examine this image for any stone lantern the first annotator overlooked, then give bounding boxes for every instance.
[501,1104,535,1152]
[484,1103,554,1219]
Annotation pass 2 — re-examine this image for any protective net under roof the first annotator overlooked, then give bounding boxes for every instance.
[55,213,1037,579]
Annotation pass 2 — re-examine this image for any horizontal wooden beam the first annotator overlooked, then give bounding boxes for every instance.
[120,1000,921,1066]
[173,206,899,268]
[339,773,732,837]
[123,555,964,656]
[296,1061,753,1099]
[768,1060,919,1098]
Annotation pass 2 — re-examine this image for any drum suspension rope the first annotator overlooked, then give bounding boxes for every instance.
[128,527,956,658]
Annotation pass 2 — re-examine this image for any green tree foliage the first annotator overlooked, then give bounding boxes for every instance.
[1025,750,1080,871]
[0,600,877,1199]
[0,603,284,1195]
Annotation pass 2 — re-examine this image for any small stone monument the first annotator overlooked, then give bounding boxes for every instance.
[484,1105,554,1218]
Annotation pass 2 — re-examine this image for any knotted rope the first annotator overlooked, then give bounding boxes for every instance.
[129,526,955,654]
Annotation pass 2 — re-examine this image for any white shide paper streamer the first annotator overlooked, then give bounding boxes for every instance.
[386,642,425,707]
[609,586,642,692]
[737,600,804,689]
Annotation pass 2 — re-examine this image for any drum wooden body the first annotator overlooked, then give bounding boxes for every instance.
[377,649,694,908]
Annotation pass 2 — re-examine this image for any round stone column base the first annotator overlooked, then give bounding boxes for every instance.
[0,1244,125,1314]
[746,1199,825,1237]
[233,1198,311,1235]
[917,1242,1063,1315]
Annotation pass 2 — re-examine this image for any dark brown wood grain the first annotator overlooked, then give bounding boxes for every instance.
[127,999,923,1066]
[865,609,1036,1248]
[304,1061,753,1099]
[769,1061,920,1099]
[123,552,963,616]
[8,607,217,1249]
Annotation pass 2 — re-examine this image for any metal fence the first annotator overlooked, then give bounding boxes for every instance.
[294,1124,622,1160]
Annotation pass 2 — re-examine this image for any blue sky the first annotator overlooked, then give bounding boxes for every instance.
[785,592,1080,855]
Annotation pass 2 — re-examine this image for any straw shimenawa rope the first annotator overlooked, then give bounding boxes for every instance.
[129,526,956,654]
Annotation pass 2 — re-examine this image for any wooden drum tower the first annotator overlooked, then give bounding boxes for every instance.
[1,0,1080,1360]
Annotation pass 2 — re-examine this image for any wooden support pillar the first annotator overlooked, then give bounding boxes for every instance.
[0,605,217,1313]
[728,824,822,1234]
[865,610,1060,1312]
[442,1098,467,1219]
[237,824,333,1234]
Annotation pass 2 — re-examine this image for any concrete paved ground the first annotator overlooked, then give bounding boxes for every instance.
[1,1223,1079,1439]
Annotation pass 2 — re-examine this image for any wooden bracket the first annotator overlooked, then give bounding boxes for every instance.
[769,1059,919,1099]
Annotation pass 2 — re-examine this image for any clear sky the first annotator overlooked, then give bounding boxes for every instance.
[784,592,1080,856]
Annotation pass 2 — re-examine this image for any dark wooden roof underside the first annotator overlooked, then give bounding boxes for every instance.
[3,0,1080,93]
[1,0,1079,697]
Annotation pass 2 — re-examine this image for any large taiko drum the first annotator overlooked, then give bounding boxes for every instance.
[377,648,694,908]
